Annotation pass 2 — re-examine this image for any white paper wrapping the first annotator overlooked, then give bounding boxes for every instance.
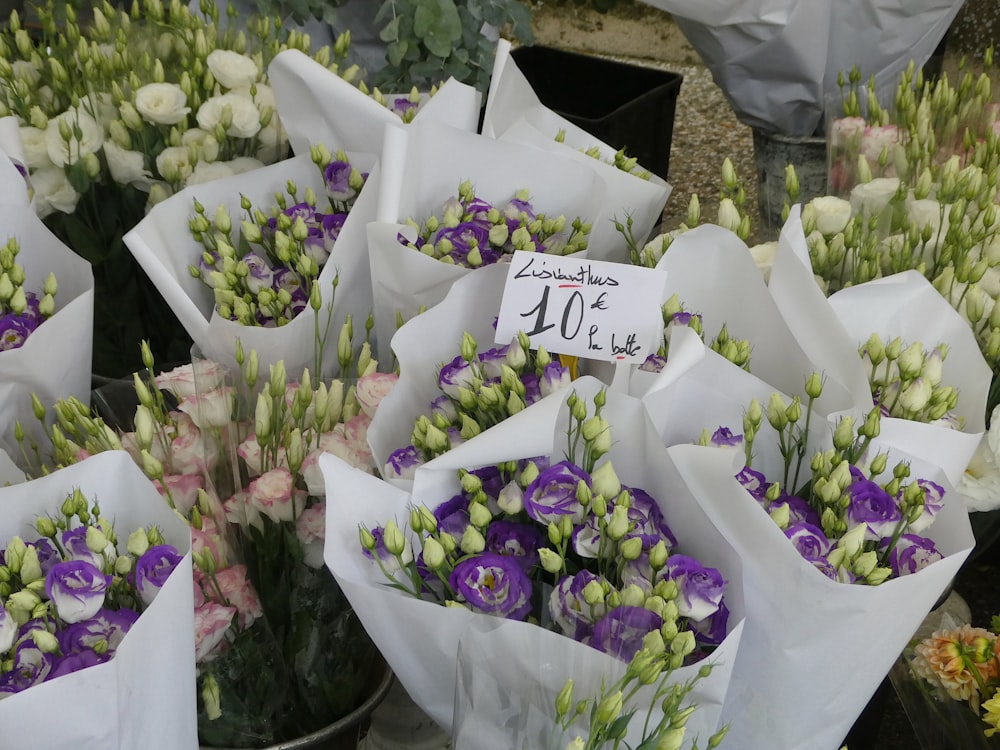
[324,376,745,738]
[0,146,94,463]
[666,441,973,750]
[482,40,672,257]
[366,263,510,488]
[365,120,608,362]
[636,0,963,135]
[124,153,377,376]
[0,451,196,750]
[826,270,990,486]
[267,48,482,158]
[633,221,870,416]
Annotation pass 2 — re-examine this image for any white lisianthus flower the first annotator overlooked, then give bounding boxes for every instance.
[231,82,275,110]
[44,108,104,167]
[748,241,777,281]
[206,49,260,89]
[978,266,1000,300]
[134,82,190,125]
[182,128,221,162]
[225,156,264,174]
[196,93,261,139]
[155,145,195,183]
[31,165,81,217]
[80,93,118,131]
[19,126,53,169]
[103,140,153,189]
[716,197,741,233]
[808,195,852,236]
[186,160,235,185]
[906,197,947,235]
[850,176,901,217]
[957,406,1000,511]
[11,60,40,86]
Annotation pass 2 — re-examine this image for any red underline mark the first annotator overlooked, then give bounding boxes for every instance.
[558,284,582,288]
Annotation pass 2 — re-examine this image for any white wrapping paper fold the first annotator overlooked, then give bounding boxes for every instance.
[665,441,973,750]
[365,120,608,362]
[636,0,962,136]
[324,376,745,738]
[482,40,672,256]
[0,451,196,749]
[0,146,93,462]
[268,48,482,157]
[634,220,870,415]
[124,153,377,376]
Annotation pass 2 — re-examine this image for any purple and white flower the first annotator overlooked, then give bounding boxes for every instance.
[484,520,545,573]
[449,553,533,620]
[523,461,590,526]
[134,544,183,606]
[549,570,607,639]
[589,605,663,661]
[784,522,833,560]
[0,640,56,694]
[58,608,140,656]
[664,554,725,622]
[384,445,423,480]
[846,470,901,540]
[881,534,943,577]
[438,355,479,399]
[45,560,112,624]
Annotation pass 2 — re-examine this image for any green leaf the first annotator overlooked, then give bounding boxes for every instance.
[386,39,409,67]
[413,0,463,58]
[379,15,401,43]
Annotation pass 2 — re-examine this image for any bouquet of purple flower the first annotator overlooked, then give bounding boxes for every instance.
[0,237,57,352]
[380,330,572,481]
[323,375,744,739]
[0,451,195,748]
[397,179,590,268]
[188,145,367,329]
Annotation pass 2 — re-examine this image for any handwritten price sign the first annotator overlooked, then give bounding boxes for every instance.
[495,253,668,364]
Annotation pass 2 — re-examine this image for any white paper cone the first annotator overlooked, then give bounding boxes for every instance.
[0,148,93,462]
[325,376,745,737]
[366,120,608,362]
[668,441,973,750]
[268,49,481,158]
[124,153,377,377]
[483,40,671,259]
[0,451,196,750]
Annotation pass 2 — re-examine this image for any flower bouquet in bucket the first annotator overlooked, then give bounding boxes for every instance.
[323,376,745,742]
[0,451,196,749]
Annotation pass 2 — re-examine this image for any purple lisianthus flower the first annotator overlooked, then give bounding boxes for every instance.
[664,554,725,621]
[639,354,667,373]
[809,555,855,582]
[539,361,571,398]
[46,560,112,624]
[478,344,510,379]
[549,570,606,638]
[60,527,105,568]
[388,96,418,117]
[321,212,347,249]
[48,648,109,680]
[484,520,546,573]
[735,466,769,500]
[881,533,943,577]
[0,313,37,351]
[709,427,743,448]
[30,538,61,577]
[500,197,536,234]
[59,608,140,655]
[521,372,542,404]
[433,493,471,537]
[360,526,412,572]
[846,469,901,541]
[449,553,533,620]
[271,267,306,300]
[429,394,458,422]
[438,354,478,398]
[524,460,590,525]
[771,493,822,527]
[463,196,493,220]
[0,640,56,694]
[302,225,331,264]
[468,465,505,502]
[589,606,663,661]
[384,445,423,480]
[434,221,492,266]
[242,252,274,294]
[135,545,183,606]
[324,160,357,202]
[667,311,701,328]
[623,486,677,549]
[905,478,945,535]
[784,522,833,559]
[572,516,602,559]
[689,601,730,648]
[0,605,16,653]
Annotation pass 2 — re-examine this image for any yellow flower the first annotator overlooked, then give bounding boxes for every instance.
[911,625,998,707]
[983,693,1000,737]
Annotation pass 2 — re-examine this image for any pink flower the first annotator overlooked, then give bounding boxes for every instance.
[176,386,234,430]
[224,489,261,529]
[355,372,399,417]
[191,516,234,569]
[155,360,228,400]
[829,116,866,149]
[861,124,900,163]
[213,564,263,629]
[193,600,236,662]
[168,412,219,475]
[237,432,286,477]
[155,472,204,514]
[247,466,297,523]
[296,502,326,568]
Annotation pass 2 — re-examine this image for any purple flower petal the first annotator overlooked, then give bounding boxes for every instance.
[589,605,663,662]
[449,552,533,620]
